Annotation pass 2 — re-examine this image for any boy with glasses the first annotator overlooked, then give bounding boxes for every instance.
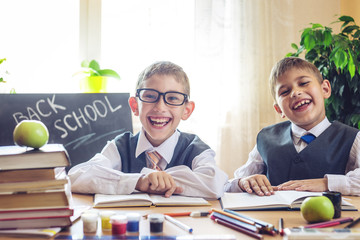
[69,61,228,199]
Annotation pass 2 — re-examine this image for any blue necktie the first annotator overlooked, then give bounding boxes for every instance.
[301,134,316,144]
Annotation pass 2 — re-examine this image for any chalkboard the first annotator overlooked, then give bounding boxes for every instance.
[0,93,133,169]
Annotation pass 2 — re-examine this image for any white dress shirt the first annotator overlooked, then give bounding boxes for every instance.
[225,118,360,196]
[68,129,228,199]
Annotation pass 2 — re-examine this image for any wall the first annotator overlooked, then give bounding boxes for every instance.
[341,0,360,23]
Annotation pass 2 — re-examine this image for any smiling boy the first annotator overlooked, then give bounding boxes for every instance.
[225,57,360,196]
[68,61,228,199]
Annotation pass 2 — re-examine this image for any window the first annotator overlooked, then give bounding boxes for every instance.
[0,0,79,93]
[101,0,195,93]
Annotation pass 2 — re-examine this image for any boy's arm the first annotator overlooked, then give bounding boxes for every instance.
[68,140,143,194]
[164,149,228,199]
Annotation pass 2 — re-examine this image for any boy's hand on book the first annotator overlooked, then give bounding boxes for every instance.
[277,178,328,192]
[135,172,183,198]
[238,174,275,196]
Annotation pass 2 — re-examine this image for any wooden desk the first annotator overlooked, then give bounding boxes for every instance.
[54,194,360,240]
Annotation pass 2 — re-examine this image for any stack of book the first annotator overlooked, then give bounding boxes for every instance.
[0,144,73,230]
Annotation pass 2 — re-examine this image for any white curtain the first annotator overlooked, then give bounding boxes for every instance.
[185,0,295,176]
[186,0,341,177]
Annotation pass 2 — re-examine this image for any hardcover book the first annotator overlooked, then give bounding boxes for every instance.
[0,144,71,170]
[0,216,71,230]
[0,168,57,183]
[0,208,73,221]
[0,189,70,210]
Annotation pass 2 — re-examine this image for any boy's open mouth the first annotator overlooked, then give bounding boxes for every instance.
[293,99,311,110]
[148,117,171,127]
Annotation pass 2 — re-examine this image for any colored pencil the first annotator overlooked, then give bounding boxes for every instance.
[163,211,211,218]
[305,217,353,228]
[223,209,276,235]
[214,218,263,240]
[210,212,258,233]
[345,217,360,228]
[212,208,255,226]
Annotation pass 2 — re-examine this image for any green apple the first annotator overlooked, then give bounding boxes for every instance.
[301,196,335,223]
[13,120,49,149]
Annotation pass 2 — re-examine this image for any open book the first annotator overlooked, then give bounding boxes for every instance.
[94,193,210,208]
[221,191,357,211]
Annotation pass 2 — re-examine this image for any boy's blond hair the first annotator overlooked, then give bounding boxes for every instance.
[136,61,191,97]
[269,57,323,100]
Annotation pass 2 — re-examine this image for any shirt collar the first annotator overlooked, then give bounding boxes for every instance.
[135,128,180,164]
[291,117,331,144]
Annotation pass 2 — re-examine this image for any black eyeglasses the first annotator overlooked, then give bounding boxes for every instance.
[136,88,188,106]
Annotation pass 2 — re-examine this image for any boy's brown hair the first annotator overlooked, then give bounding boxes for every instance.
[136,61,191,97]
[269,57,323,100]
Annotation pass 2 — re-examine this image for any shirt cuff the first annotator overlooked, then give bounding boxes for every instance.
[326,174,346,193]
[224,178,244,192]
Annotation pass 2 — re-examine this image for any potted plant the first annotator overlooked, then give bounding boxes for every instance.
[287,15,360,129]
[75,59,121,93]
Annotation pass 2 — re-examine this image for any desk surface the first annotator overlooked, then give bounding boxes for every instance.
[4,193,360,240]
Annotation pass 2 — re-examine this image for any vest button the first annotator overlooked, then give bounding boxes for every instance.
[294,157,301,163]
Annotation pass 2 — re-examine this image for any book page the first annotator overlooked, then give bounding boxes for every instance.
[222,191,324,210]
[150,194,210,206]
[221,192,291,210]
[94,193,153,207]
[222,191,357,211]
[279,191,321,205]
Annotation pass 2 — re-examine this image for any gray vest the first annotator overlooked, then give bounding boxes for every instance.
[114,131,210,173]
[257,121,358,186]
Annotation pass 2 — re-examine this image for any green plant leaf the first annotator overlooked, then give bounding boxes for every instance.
[354,30,360,38]
[81,60,90,68]
[339,15,354,23]
[312,23,323,29]
[300,28,312,45]
[323,30,333,47]
[342,25,359,34]
[97,69,121,80]
[89,60,100,72]
[304,34,316,50]
[291,43,298,50]
[333,49,348,70]
[350,114,360,129]
[0,58,6,65]
[347,49,356,78]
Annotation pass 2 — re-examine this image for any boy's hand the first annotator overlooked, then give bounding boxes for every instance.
[238,174,275,196]
[136,172,183,197]
[277,178,328,192]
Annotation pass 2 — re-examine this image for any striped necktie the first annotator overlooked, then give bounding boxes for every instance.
[146,151,162,171]
[301,133,316,144]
